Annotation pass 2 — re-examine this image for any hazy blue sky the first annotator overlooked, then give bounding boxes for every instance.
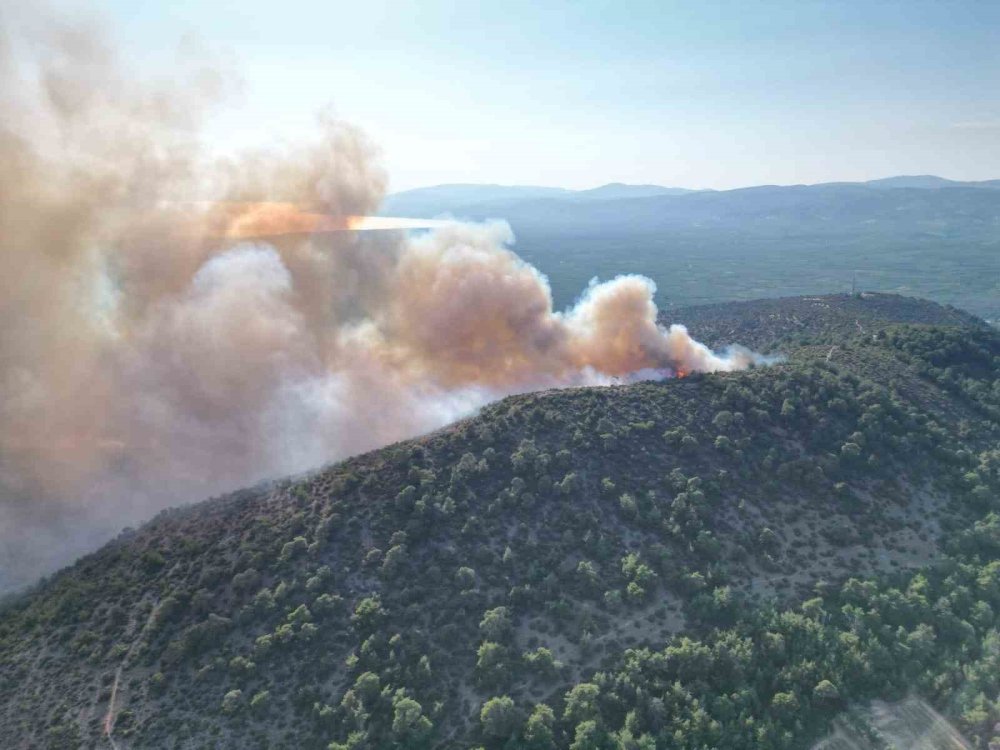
[87,0,1000,190]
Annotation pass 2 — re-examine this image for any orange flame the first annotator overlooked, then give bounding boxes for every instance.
[207,202,451,239]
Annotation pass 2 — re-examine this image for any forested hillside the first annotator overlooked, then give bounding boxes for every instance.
[663,292,987,351]
[1,295,998,750]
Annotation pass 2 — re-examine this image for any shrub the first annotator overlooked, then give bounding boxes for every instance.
[479,607,513,641]
[250,690,270,716]
[221,689,244,715]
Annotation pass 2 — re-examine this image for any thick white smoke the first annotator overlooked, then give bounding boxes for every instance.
[0,10,769,590]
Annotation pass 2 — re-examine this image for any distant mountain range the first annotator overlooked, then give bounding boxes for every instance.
[380,176,1000,323]
[381,182,698,216]
[857,175,1000,190]
[382,175,1000,218]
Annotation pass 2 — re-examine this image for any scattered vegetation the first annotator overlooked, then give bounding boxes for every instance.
[1,294,998,749]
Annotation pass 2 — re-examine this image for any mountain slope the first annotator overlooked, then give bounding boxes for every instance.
[662,292,988,351]
[1,295,998,750]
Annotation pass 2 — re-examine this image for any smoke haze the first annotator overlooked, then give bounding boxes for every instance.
[0,10,768,590]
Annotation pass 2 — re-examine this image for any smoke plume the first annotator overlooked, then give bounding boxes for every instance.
[0,11,767,590]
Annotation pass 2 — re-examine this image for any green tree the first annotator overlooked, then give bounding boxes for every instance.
[250,690,270,716]
[570,720,606,750]
[351,595,385,632]
[524,647,560,679]
[456,566,477,590]
[353,671,381,703]
[523,703,556,749]
[812,680,840,705]
[771,691,799,718]
[391,693,433,746]
[221,689,244,715]
[480,606,512,641]
[477,641,508,684]
[480,696,518,740]
[564,683,600,725]
[328,732,367,750]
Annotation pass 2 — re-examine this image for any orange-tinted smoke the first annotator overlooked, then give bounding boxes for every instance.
[0,11,766,591]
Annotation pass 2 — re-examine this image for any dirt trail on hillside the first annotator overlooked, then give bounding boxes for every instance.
[103,600,158,748]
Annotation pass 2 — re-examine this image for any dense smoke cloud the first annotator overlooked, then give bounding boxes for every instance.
[0,11,767,590]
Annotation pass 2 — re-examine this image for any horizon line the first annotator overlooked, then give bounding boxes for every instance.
[389,173,1000,196]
